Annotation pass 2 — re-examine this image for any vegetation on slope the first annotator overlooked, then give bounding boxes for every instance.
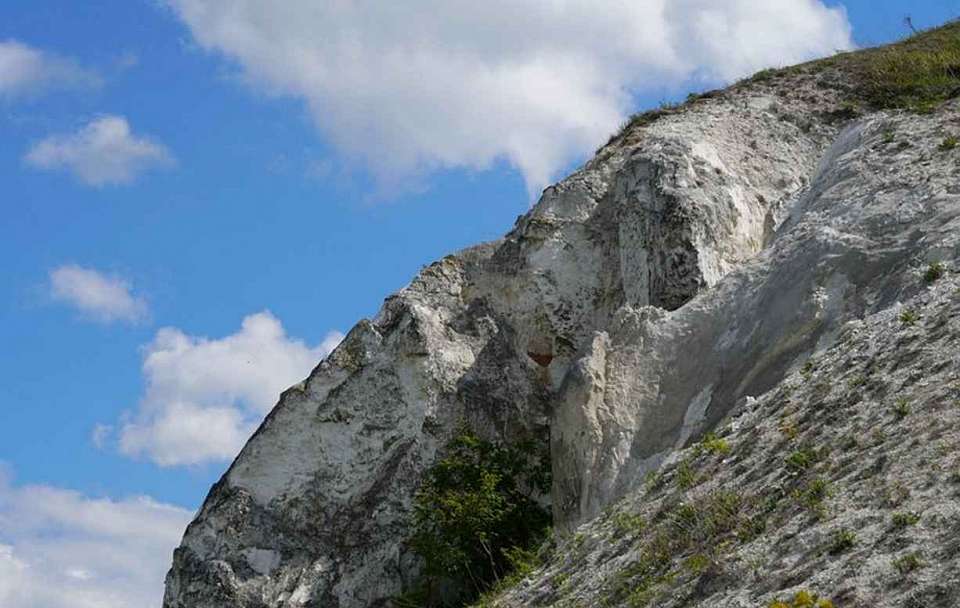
[395,428,552,607]
[605,20,960,149]
[841,20,960,112]
[484,266,960,607]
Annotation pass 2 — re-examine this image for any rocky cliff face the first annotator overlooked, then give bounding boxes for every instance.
[495,101,960,608]
[164,25,960,608]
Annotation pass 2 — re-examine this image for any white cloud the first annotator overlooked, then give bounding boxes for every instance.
[24,115,174,186]
[49,264,148,324]
[165,0,852,193]
[91,423,114,449]
[0,470,193,608]
[0,39,101,100]
[119,312,343,466]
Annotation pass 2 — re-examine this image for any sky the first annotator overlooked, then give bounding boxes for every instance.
[0,1,957,606]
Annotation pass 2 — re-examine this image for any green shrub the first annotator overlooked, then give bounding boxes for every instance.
[847,374,867,390]
[613,511,647,535]
[644,469,665,495]
[609,490,745,607]
[671,491,743,547]
[827,528,856,555]
[939,136,959,151]
[785,447,819,472]
[899,309,919,326]
[736,513,768,543]
[768,589,835,608]
[924,261,946,283]
[676,458,699,489]
[551,571,569,590]
[749,68,778,83]
[683,553,711,574]
[891,511,921,528]
[794,477,831,519]
[893,551,924,574]
[405,428,551,606]
[892,397,912,419]
[700,432,731,456]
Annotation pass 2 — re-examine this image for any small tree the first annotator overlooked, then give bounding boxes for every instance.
[406,427,551,606]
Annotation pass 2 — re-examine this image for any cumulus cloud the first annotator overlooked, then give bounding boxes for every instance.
[0,39,101,100]
[24,115,174,186]
[119,312,343,466]
[49,264,148,324]
[0,470,192,608]
[165,0,852,193]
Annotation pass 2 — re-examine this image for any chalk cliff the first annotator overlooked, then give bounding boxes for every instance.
[164,23,960,608]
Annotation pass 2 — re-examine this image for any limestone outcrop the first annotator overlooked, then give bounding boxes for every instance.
[164,24,960,608]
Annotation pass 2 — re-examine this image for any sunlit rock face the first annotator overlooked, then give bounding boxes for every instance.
[164,46,960,607]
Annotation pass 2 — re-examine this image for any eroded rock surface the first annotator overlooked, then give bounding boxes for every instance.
[496,218,960,607]
[164,42,960,608]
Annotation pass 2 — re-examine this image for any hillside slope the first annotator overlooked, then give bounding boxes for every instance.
[164,23,960,608]
[497,221,960,608]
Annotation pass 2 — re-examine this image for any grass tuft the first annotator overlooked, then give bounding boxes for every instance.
[699,432,731,457]
[893,551,924,574]
[891,511,921,529]
[769,590,835,608]
[899,309,920,326]
[785,447,819,472]
[924,261,946,283]
[892,397,912,420]
[827,528,857,555]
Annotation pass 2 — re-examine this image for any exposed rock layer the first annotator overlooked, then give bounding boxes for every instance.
[497,189,960,606]
[164,34,960,608]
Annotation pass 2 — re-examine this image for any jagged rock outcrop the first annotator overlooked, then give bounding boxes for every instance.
[496,221,960,607]
[164,24,960,608]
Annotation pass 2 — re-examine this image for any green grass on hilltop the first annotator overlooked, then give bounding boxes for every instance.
[604,20,960,149]
[747,19,960,112]
[844,20,960,112]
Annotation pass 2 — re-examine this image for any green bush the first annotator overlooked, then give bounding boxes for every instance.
[403,428,551,606]
[768,589,835,608]
[608,490,745,607]
[899,309,919,326]
[785,447,819,472]
[700,432,731,457]
[924,261,946,283]
[612,511,647,535]
[891,511,921,529]
[892,397,912,420]
[794,476,831,519]
[893,551,924,574]
[676,458,699,489]
[827,528,856,555]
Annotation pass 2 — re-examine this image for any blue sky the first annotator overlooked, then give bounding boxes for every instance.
[0,1,957,606]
